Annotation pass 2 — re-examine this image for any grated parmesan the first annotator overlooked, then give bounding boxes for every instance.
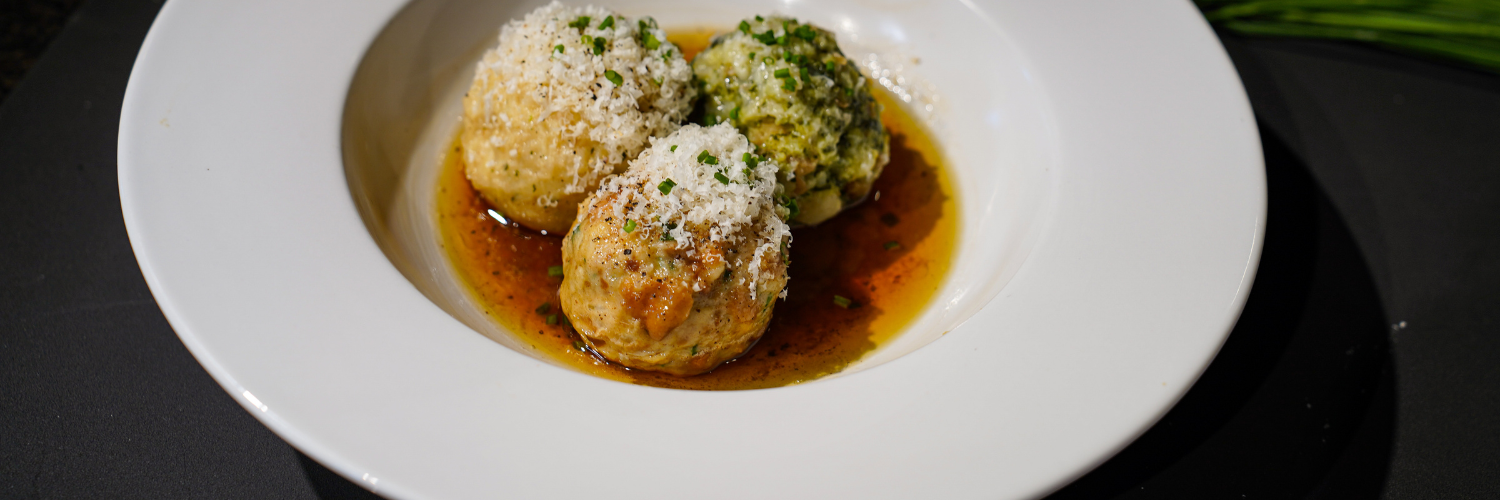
[461,2,695,232]
[595,123,791,293]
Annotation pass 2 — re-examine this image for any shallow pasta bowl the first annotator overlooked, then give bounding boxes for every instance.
[119,0,1263,498]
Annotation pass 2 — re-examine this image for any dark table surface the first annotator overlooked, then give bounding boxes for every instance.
[3,0,1498,498]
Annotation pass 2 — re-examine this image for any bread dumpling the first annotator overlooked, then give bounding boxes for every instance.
[691,16,888,226]
[559,123,791,375]
[462,2,695,233]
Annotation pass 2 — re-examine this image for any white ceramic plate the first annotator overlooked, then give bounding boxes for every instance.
[119,0,1263,498]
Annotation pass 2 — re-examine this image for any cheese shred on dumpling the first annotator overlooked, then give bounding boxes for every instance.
[559,124,791,375]
[462,1,695,233]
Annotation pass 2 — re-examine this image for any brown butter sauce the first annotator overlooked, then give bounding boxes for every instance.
[435,30,957,390]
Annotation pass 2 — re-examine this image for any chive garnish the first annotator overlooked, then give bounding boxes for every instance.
[535,302,551,314]
[826,61,835,72]
[794,25,816,41]
[697,150,718,165]
[554,44,565,54]
[597,15,614,30]
[641,31,661,50]
[755,15,764,21]
[833,295,852,308]
[592,36,606,55]
[658,179,676,194]
[739,20,752,34]
[883,241,901,251]
[546,314,558,325]
[773,68,790,78]
[568,16,591,29]
[623,219,636,233]
[799,66,809,82]
[547,265,565,277]
[691,344,699,355]
[782,79,796,91]
[714,171,730,184]
[749,52,756,60]
[604,69,623,86]
[669,145,677,152]
[729,105,740,121]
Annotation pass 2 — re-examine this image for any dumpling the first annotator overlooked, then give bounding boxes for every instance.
[691,16,888,226]
[559,123,791,375]
[462,2,695,233]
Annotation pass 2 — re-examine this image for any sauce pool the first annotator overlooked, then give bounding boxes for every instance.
[435,31,957,390]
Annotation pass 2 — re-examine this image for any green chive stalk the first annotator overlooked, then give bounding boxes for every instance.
[1196,0,1500,72]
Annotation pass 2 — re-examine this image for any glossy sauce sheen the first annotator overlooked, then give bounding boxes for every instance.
[436,31,957,390]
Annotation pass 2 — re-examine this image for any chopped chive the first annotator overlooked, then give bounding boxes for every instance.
[784,197,800,219]
[546,314,559,325]
[795,25,816,41]
[547,265,564,277]
[592,36,606,55]
[749,51,756,60]
[658,178,676,194]
[799,66,810,82]
[754,30,777,45]
[660,223,677,242]
[776,35,787,45]
[669,145,677,152]
[568,16,591,29]
[773,68,790,78]
[554,44,565,54]
[597,15,614,30]
[833,295,852,308]
[782,78,796,91]
[739,20,752,34]
[783,51,794,62]
[641,30,661,50]
[573,340,587,351]
[883,241,901,251]
[662,49,672,61]
[652,77,662,86]
[623,219,636,233]
[826,60,835,72]
[714,171,730,184]
[535,302,551,314]
[691,344,699,355]
[729,105,740,121]
[755,15,764,21]
[742,167,753,179]
[697,150,718,165]
[604,69,623,86]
